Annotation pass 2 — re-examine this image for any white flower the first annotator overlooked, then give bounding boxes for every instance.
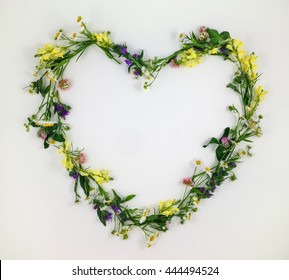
[205,166,212,176]
[220,161,228,169]
[139,208,150,224]
[238,149,247,157]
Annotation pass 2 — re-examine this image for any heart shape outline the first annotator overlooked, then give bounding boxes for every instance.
[25,17,268,246]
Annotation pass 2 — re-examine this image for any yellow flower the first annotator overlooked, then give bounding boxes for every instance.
[254,85,268,102]
[62,156,73,170]
[93,32,113,47]
[240,53,258,80]
[87,169,111,184]
[37,43,66,62]
[77,16,82,23]
[209,48,219,54]
[159,200,179,216]
[79,170,89,176]
[226,44,233,51]
[231,39,247,59]
[180,48,202,68]
[195,159,202,166]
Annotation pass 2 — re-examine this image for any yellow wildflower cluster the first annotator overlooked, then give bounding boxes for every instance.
[58,142,73,171]
[93,32,113,47]
[247,85,268,113]
[209,48,219,55]
[180,48,202,68]
[37,43,66,61]
[227,39,258,80]
[159,200,179,217]
[254,85,268,102]
[79,169,111,184]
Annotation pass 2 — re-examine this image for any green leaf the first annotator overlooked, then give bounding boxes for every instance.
[79,175,90,197]
[97,184,110,200]
[227,83,240,93]
[223,127,230,138]
[112,189,121,205]
[203,137,219,148]
[121,194,136,203]
[190,31,197,42]
[44,141,49,149]
[216,145,224,161]
[97,209,106,226]
[220,31,230,40]
[210,38,219,46]
[207,28,220,39]
[52,133,65,142]
[46,123,58,132]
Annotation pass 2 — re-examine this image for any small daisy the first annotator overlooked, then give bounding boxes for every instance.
[205,166,212,176]
[140,208,150,224]
[220,161,228,169]
[147,232,159,248]
[195,159,202,166]
[193,195,200,204]
[238,150,247,157]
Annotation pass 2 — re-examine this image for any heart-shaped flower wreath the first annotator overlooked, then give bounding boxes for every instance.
[25,17,268,247]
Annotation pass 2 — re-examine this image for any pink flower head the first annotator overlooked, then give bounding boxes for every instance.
[76,153,86,164]
[38,129,47,140]
[220,137,231,147]
[199,26,207,33]
[182,177,194,187]
[58,79,71,91]
[170,59,180,68]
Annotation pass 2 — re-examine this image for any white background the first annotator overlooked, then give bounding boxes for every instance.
[0,0,289,259]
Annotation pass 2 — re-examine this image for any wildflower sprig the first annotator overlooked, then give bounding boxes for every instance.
[25,18,268,247]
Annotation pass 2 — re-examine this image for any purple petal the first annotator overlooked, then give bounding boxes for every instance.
[125,59,131,65]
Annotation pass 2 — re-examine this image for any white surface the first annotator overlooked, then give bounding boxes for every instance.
[0,0,289,259]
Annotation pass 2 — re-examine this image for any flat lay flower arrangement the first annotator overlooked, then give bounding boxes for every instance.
[24,17,268,247]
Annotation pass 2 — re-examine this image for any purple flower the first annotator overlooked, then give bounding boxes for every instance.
[228,162,237,168]
[120,47,127,55]
[61,109,69,119]
[56,104,63,112]
[220,46,227,55]
[104,212,113,221]
[55,103,69,119]
[111,205,119,213]
[132,53,138,59]
[72,171,78,180]
[194,46,203,52]
[93,205,99,210]
[132,69,140,76]
[199,187,205,193]
[125,59,131,65]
